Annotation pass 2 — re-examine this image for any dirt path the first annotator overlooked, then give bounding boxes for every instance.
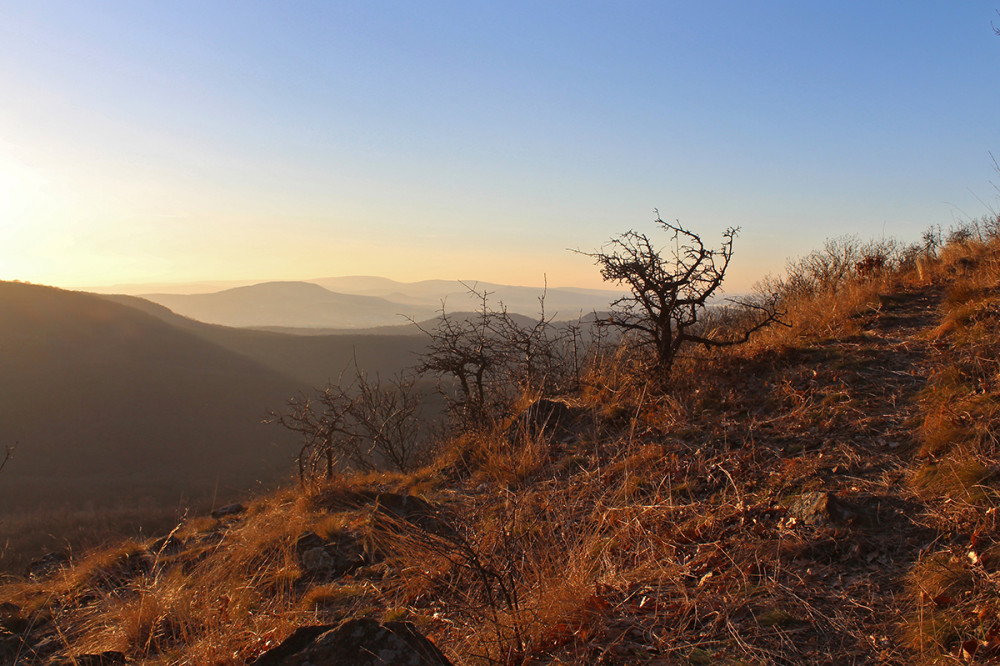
[781,285,946,664]
[756,285,947,664]
[588,286,950,665]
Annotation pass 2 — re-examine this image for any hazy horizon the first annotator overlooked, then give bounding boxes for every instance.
[75,274,627,297]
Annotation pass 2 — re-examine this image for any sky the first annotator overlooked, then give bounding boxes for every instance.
[1,2,999,293]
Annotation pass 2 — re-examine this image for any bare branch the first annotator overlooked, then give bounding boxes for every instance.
[267,364,431,482]
[0,444,14,476]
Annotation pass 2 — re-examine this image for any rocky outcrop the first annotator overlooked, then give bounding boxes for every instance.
[25,551,69,579]
[252,618,452,665]
[313,490,453,536]
[506,398,579,441]
[789,491,866,526]
[295,530,367,578]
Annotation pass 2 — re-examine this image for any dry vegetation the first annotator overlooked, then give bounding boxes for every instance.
[5,215,1000,664]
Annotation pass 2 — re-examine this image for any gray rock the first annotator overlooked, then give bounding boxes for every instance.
[294,531,367,579]
[149,533,184,556]
[506,398,577,440]
[252,619,452,665]
[25,551,70,579]
[789,491,862,525]
[316,491,453,536]
[251,625,334,665]
[0,602,27,634]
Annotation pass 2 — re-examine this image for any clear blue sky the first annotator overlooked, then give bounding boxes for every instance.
[2,2,998,291]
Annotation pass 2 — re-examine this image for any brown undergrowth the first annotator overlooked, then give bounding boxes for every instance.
[4,220,1000,664]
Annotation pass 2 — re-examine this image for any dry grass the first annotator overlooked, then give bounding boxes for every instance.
[898,227,1000,663]
[0,502,193,576]
[9,223,1000,664]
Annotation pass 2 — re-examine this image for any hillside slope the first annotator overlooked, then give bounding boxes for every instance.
[100,293,429,387]
[141,281,436,329]
[0,281,300,510]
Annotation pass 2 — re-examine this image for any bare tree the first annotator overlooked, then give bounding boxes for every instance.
[348,370,428,473]
[267,387,353,484]
[412,287,508,423]
[490,280,577,396]
[411,282,585,426]
[267,367,429,484]
[580,215,785,379]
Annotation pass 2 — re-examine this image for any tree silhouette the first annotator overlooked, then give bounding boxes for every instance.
[582,215,785,379]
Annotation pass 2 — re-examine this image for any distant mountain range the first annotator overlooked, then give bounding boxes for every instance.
[141,281,429,329]
[308,276,620,316]
[134,278,621,330]
[99,292,429,386]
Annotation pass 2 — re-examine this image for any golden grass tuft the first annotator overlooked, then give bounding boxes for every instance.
[298,582,373,611]
[913,458,992,503]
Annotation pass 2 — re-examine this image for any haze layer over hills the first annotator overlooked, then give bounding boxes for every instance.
[135,277,620,330]
[98,293,429,386]
[0,276,608,570]
[0,276,606,514]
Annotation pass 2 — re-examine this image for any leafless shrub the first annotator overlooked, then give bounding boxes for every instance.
[946,214,1000,244]
[579,215,785,379]
[348,370,432,474]
[922,225,944,255]
[411,288,508,425]
[267,366,431,483]
[776,236,910,299]
[948,225,975,246]
[412,283,594,427]
[782,236,863,298]
[491,296,568,396]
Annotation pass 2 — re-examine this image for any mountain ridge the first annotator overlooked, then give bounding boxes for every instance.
[0,281,301,508]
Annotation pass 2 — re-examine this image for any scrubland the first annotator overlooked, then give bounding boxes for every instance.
[4,217,1000,664]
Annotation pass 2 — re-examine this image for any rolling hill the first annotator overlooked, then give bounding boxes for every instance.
[99,293,430,387]
[0,281,304,510]
[309,276,621,319]
[133,278,621,330]
[0,281,601,517]
[141,281,437,329]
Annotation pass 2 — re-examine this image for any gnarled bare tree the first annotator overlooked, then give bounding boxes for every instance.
[582,215,785,379]
[412,287,507,423]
